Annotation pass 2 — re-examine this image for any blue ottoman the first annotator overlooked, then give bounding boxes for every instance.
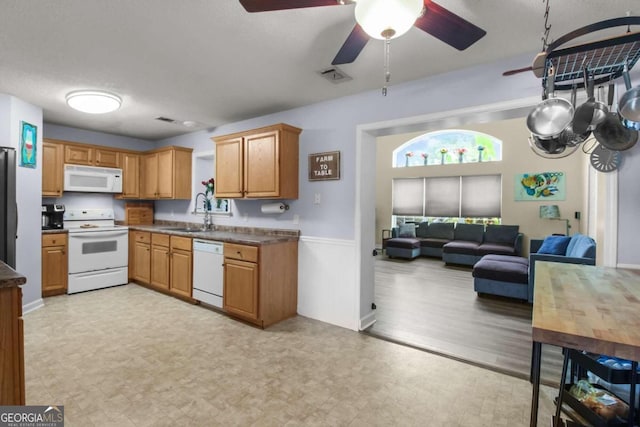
[472,255,529,301]
[386,238,421,260]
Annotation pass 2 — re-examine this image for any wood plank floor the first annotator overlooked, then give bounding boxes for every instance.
[366,255,563,385]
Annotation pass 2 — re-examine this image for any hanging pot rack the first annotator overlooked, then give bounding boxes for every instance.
[539,16,640,91]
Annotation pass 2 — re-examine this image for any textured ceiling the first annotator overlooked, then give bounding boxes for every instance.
[0,1,637,140]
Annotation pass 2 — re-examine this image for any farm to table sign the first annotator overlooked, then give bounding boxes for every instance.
[309,151,340,181]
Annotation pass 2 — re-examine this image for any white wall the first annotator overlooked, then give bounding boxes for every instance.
[0,94,44,312]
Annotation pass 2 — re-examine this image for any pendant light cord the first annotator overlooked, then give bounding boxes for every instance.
[383,37,391,96]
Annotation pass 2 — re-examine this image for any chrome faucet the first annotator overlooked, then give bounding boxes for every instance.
[193,192,212,231]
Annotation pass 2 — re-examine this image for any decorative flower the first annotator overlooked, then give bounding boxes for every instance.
[201,178,214,198]
[405,152,414,157]
[421,153,428,158]
[439,148,448,154]
[456,148,467,155]
[477,145,485,151]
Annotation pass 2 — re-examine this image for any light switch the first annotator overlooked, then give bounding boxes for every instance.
[314,193,321,204]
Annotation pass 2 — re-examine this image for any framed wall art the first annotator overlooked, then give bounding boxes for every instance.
[19,121,37,168]
[309,151,340,181]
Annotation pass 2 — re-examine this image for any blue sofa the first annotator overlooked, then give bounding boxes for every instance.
[472,233,596,302]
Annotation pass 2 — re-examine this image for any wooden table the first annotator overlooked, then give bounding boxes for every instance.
[530,262,640,427]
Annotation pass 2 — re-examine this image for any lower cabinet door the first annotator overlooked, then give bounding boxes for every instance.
[223,258,258,321]
[150,245,170,290]
[170,249,192,298]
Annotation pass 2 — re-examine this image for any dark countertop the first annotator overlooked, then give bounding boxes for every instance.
[0,261,26,289]
[127,224,300,245]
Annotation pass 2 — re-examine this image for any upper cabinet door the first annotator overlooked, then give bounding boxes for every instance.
[118,153,140,199]
[94,149,119,168]
[42,142,63,197]
[141,153,159,199]
[156,150,174,198]
[64,145,93,165]
[215,137,244,198]
[244,130,279,198]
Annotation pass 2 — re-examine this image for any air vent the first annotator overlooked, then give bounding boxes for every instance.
[155,117,200,127]
[318,66,352,84]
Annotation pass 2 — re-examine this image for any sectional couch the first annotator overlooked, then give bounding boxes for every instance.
[386,222,523,266]
[472,233,596,302]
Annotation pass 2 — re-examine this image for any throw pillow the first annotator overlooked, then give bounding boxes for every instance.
[398,224,416,238]
[537,235,571,255]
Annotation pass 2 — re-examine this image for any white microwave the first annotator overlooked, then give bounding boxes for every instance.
[63,164,123,193]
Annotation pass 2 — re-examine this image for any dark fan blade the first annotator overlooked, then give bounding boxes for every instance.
[239,0,340,13]
[503,66,533,76]
[332,24,369,65]
[414,0,486,50]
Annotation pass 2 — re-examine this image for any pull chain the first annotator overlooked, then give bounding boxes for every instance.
[382,37,391,96]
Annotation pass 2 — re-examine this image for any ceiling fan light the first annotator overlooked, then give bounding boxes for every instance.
[355,0,423,40]
[66,90,122,114]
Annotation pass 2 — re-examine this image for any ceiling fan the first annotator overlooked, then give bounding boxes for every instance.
[238,0,486,66]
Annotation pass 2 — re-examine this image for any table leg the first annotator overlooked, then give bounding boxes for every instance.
[553,348,570,427]
[530,341,542,427]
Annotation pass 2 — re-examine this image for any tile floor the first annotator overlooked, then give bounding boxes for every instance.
[23,284,558,426]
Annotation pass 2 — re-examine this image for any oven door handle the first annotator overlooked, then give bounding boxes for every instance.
[69,230,129,238]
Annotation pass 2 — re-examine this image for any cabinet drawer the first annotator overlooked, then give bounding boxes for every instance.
[133,231,151,244]
[42,233,67,247]
[224,243,258,262]
[152,233,170,247]
[170,236,191,252]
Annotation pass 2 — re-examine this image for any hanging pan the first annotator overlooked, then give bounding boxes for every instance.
[560,85,591,146]
[526,66,574,140]
[619,67,640,131]
[594,82,639,151]
[573,68,607,134]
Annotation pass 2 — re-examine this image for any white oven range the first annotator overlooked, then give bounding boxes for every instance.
[64,208,128,294]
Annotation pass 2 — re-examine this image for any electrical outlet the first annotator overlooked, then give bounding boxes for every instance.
[243,213,248,222]
[293,214,299,225]
[314,193,321,204]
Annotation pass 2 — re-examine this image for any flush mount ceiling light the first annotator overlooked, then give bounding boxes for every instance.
[66,90,122,114]
[354,0,423,40]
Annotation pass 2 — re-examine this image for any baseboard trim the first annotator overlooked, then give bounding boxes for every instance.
[617,263,640,270]
[299,236,355,247]
[360,311,376,331]
[23,298,44,315]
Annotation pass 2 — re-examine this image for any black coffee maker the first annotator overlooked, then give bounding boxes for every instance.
[41,204,65,230]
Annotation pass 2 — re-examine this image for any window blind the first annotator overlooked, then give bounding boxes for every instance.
[424,177,460,217]
[461,175,501,217]
[392,178,424,216]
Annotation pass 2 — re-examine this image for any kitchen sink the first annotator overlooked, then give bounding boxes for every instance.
[163,227,203,233]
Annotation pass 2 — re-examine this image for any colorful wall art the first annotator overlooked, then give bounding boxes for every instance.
[514,171,565,201]
[19,121,37,168]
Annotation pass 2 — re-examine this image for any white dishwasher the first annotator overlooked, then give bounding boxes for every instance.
[192,239,224,308]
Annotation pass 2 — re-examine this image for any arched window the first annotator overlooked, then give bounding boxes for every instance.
[393,129,503,167]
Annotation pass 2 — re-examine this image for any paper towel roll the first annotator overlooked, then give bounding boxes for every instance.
[261,203,287,214]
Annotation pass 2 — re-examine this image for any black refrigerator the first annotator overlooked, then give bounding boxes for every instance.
[0,147,17,268]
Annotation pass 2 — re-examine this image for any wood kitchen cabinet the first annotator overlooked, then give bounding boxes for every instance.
[116,152,140,199]
[213,123,302,199]
[0,267,26,406]
[143,233,192,298]
[64,144,119,167]
[150,233,170,290]
[141,146,192,200]
[41,233,68,297]
[132,231,151,284]
[169,236,192,299]
[42,141,64,197]
[223,240,298,328]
